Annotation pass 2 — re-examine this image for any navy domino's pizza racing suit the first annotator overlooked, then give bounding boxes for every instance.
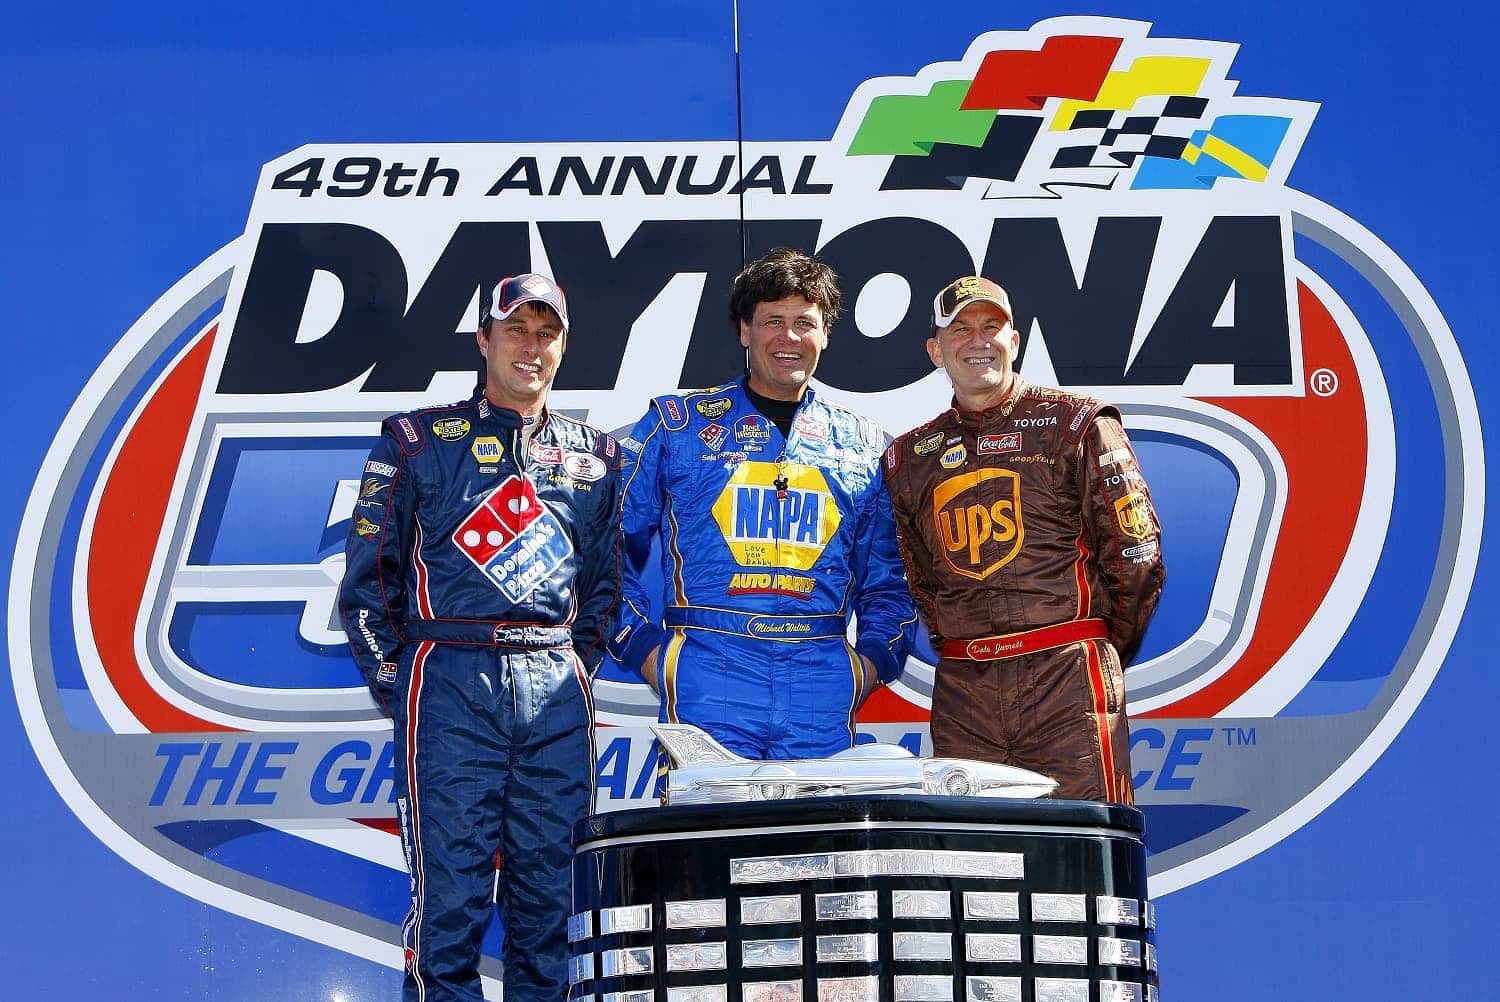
[339,392,620,1002]
[611,379,917,759]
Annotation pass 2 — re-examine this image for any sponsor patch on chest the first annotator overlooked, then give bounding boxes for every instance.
[978,432,1021,455]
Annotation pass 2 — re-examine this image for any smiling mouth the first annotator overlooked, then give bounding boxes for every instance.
[513,361,541,375]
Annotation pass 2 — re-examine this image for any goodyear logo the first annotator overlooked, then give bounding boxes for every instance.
[471,436,503,462]
[433,417,470,442]
[696,396,733,419]
[932,468,1023,580]
[710,462,841,569]
[1115,490,1154,540]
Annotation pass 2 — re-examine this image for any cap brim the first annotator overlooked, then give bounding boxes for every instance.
[933,294,1010,328]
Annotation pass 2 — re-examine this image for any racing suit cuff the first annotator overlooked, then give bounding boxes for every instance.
[609,620,667,682]
[856,640,903,686]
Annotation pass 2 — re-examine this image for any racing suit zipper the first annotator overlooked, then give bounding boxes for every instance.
[510,425,525,474]
[774,453,790,568]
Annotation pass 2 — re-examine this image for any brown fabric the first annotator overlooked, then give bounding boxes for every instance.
[883,377,1165,663]
[929,641,1134,803]
[885,377,1164,805]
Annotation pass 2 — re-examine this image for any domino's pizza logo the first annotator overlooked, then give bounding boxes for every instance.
[9,16,1481,989]
[452,476,573,604]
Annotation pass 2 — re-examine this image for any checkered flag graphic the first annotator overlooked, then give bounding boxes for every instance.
[1051,95,1208,169]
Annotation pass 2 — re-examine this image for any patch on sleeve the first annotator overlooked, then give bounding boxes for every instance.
[656,395,690,431]
[389,415,428,455]
[883,444,901,474]
[1114,491,1156,540]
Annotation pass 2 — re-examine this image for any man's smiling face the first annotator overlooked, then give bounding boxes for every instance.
[927,300,1020,410]
[740,295,828,401]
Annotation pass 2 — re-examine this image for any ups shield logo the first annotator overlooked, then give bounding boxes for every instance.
[932,469,1024,580]
[1115,491,1154,541]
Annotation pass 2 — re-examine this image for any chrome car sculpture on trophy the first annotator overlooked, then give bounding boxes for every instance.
[650,723,1058,805]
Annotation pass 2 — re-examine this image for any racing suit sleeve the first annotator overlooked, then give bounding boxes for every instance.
[884,446,946,653]
[606,406,669,678]
[1081,415,1166,665]
[570,437,624,673]
[851,463,920,684]
[338,423,415,717]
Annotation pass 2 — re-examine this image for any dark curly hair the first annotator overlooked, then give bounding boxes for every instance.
[728,248,842,331]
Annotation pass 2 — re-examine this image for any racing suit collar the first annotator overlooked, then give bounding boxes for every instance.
[952,376,1027,430]
[473,391,549,432]
[739,373,818,409]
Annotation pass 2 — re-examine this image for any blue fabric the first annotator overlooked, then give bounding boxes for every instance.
[391,642,593,1001]
[340,392,618,1000]
[612,378,917,759]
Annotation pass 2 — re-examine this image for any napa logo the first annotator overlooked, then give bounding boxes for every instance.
[471,436,502,463]
[710,462,842,570]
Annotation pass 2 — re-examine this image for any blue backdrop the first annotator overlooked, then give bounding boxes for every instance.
[4,2,1494,998]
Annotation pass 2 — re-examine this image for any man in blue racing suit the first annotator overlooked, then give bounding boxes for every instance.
[611,248,917,759]
[340,273,621,1001]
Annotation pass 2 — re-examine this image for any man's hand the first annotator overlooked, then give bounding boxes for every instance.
[640,645,662,695]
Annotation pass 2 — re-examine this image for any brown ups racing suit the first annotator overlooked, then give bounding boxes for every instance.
[884,378,1165,802]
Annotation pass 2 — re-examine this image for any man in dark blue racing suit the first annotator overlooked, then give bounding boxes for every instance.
[611,248,916,759]
[340,273,620,1001]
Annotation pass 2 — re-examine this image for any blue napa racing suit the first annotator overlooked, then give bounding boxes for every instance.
[339,392,621,1002]
[611,378,917,759]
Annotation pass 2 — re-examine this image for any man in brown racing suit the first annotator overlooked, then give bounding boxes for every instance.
[883,276,1165,803]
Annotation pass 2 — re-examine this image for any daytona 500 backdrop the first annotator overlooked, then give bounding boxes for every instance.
[4,2,1494,998]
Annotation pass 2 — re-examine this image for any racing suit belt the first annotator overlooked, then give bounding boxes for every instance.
[940,618,1109,662]
[402,619,573,648]
[663,606,847,641]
